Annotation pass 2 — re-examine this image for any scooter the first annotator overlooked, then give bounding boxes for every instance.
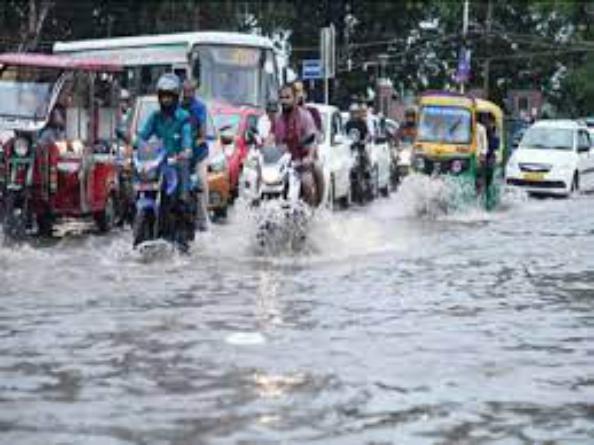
[349,138,374,205]
[132,142,197,253]
[243,134,316,252]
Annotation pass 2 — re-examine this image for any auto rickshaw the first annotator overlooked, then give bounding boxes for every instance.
[0,53,123,240]
[411,91,505,210]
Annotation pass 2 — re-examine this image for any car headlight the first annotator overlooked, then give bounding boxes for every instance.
[209,153,226,173]
[14,137,30,157]
[399,149,412,165]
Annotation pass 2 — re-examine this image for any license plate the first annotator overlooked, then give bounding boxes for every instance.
[523,172,545,181]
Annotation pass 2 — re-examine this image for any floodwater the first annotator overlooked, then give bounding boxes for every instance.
[1,177,593,444]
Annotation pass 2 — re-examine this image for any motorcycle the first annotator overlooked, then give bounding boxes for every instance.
[2,134,37,243]
[348,132,374,205]
[241,134,316,251]
[132,142,197,252]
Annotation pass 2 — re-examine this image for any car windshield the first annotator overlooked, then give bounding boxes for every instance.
[0,65,61,120]
[521,127,574,150]
[194,45,277,108]
[261,145,284,164]
[417,106,472,144]
[213,113,241,135]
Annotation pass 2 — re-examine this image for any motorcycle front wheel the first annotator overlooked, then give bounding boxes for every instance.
[132,210,155,247]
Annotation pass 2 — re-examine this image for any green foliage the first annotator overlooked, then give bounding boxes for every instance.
[1,0,593,114]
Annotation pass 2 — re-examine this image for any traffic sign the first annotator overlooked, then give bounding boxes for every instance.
[302,59,323,80]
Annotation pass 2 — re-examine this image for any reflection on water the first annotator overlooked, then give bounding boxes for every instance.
[1,181,593,444]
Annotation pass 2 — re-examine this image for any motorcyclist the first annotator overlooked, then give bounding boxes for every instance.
[273,83,319,207]
[293,80,322,136]
[293,81,325,204]
[396,107,418,145]
[345,103,369,143]
[137,73,194,243]
[181,79,210,232]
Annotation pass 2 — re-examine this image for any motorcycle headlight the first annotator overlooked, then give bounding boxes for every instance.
[451,159,464,174]
[209,153,226,173]
[14,138,30,157]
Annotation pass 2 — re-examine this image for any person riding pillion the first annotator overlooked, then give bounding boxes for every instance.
[181,79,210,232]
[273,83,319,207]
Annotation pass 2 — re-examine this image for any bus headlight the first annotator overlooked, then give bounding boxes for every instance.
[14,138,30,157]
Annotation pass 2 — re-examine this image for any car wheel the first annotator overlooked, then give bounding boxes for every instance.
[372,166,380,200]
[95,194,115,233]
[570,172,579,197]
[328,174,337,211]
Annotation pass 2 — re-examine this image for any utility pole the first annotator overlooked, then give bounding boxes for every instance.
[461,0,470,94]
[483,0,493,98]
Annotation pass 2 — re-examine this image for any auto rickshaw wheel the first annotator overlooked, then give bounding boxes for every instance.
[36,212,53,237]
[95,194,115,233]
[3,194,27,243]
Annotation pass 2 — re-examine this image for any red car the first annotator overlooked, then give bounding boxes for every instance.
[211,104,262,198]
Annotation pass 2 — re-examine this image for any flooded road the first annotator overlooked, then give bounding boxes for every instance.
[1,183,593,444]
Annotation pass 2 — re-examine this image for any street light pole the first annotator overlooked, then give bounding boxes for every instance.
[483,0,493,98]
[461,0,470,94]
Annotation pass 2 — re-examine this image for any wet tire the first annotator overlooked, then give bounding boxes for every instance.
[214,205,228,220]
[36,212,53,237]
[3,195,26,244]
[133,210,153,247]
[95,194,116,233]
[570,172,579,196]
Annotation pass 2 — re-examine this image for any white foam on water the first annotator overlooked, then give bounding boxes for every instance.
[225,331,267,346]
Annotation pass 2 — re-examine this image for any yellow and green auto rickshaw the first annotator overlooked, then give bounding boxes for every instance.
[411,91,505,210]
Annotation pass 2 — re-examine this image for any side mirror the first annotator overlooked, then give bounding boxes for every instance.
[300,133,315,147]
[333,133,345,145]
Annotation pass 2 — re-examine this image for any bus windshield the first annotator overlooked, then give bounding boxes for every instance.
[0,66,60,120]
[193,44,277,108]
[418,106,472,144]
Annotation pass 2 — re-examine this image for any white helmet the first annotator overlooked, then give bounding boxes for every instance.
[156,73,181,96]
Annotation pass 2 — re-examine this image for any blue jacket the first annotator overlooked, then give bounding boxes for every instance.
[184,97,209,162]
[138,107,192,156]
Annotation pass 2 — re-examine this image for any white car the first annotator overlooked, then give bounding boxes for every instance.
[505,120,594,196]
[309,103,353,208]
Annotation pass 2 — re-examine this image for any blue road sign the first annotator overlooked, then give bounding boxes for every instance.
[455,48,471,83]
[302,59,323,80]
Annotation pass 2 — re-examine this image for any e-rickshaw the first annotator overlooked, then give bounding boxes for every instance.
[412,91,505,210]
[0,53,123,240]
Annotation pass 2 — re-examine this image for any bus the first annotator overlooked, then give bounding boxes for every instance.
[54,31,279,109]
